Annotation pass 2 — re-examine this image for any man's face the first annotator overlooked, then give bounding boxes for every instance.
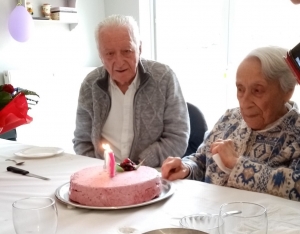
[236,57,292,130]
[98,26,141,86]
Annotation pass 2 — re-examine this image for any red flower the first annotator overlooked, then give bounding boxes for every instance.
[2,84,15,94]
[0,84,39,134]
[0,93,33,134]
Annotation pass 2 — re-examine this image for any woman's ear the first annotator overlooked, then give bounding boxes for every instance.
[285,88,295,102]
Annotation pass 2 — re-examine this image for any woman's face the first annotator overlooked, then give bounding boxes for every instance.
[236,57,292,130]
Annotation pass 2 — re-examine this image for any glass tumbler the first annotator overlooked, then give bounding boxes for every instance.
[180,212,222,234]
[12,197,58,234]
[218,201,268,234]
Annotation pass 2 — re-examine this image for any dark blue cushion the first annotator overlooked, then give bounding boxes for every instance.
[0,129,17,141]
[183,103,208,156]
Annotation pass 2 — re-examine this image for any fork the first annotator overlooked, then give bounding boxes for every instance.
[5,159,25,166]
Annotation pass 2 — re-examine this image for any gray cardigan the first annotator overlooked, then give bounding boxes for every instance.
[73,59,190,167]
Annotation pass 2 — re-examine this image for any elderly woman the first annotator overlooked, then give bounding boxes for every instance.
[162,46,300,201]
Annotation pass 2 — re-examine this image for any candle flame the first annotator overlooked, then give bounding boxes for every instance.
[102,143,111,151]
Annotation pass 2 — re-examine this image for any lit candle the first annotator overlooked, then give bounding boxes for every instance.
[108,150,115,177]
[102,144,115,178]
[102,143,109,170]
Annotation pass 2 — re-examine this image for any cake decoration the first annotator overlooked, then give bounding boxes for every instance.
[116,164,125,172]
[102,144,115,178]
[108,150,115,177]
[119,158,137,171]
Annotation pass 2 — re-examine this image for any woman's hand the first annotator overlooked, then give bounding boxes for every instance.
[210,139,239,169]
[161,156,190,181]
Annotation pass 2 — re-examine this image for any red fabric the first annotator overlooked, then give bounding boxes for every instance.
[0,93,32,134]
[285,53,300,84]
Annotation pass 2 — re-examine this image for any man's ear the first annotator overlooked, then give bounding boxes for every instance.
[99,52,104,65]
[139,41,142,55]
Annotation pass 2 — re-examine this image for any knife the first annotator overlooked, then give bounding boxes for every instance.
[7,166,50,180]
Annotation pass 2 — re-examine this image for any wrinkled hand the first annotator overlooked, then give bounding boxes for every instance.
[161,156,190,181]
[210,139,238,169]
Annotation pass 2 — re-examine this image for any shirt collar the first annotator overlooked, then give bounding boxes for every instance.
[109,69,140,89]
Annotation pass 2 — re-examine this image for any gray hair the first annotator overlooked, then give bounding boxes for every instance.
[245,46,297,93]
[95,15,141,50]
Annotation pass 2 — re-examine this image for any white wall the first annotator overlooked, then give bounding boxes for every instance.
[0,0,106,83]
[103,0,153,59]
[0,0,149,152]
[0,0,152,82]
[5,68,96,153]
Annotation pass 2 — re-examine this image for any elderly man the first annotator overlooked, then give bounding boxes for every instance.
[73,15,189,167]
[162,46,300,201]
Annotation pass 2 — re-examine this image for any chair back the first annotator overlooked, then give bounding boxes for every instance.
[183,102,208,157]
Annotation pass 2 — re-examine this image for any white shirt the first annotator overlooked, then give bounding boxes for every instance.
[101,72,140,162]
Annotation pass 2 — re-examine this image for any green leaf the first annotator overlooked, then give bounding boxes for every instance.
[116,164,124,172]
[0,91,12,107]
[20,90,40,97]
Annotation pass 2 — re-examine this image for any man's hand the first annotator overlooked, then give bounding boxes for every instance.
[161,156,190,181]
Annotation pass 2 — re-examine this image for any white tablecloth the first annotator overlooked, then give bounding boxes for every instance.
[1,139,300,234]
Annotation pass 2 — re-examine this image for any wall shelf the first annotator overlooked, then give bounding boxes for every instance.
[20,0,78,31]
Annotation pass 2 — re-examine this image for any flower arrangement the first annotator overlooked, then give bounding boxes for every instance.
[0,84,39,134]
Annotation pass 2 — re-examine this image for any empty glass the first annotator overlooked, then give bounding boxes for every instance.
[218,202,268,234]
[12,197,58,234]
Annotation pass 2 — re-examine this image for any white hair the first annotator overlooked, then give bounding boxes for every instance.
[95,15,141,50]
[246,46,297,93]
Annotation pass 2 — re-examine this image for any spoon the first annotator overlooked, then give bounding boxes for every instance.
[222,210,242,217]
[5,159,25,166]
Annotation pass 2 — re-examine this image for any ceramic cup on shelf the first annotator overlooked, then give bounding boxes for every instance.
[26,2,34,15]
[42,4,51,19]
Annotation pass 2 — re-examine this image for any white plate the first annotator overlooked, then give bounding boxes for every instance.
[55,179,175,210]
[14,147,64,158]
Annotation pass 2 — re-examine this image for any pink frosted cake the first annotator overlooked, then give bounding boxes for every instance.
[69,166,162,207]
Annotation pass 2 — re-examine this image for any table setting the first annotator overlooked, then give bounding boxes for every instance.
[1,138,300,233]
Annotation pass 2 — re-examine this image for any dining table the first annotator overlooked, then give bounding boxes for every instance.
[1,138,300,234]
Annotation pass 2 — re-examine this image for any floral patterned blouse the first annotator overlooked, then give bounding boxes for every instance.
[183,102,300,201]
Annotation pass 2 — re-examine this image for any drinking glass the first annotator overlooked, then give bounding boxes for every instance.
[218,202,268,234]
[12,197,58,234]
[180,212,222,234]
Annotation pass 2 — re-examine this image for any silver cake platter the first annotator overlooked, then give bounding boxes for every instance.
[143,228,207,234]
[55,179,175,210]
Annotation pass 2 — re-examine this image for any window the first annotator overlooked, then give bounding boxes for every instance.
[154,0,300,128]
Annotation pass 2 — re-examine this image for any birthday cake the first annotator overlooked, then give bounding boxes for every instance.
[69,165,162,207]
